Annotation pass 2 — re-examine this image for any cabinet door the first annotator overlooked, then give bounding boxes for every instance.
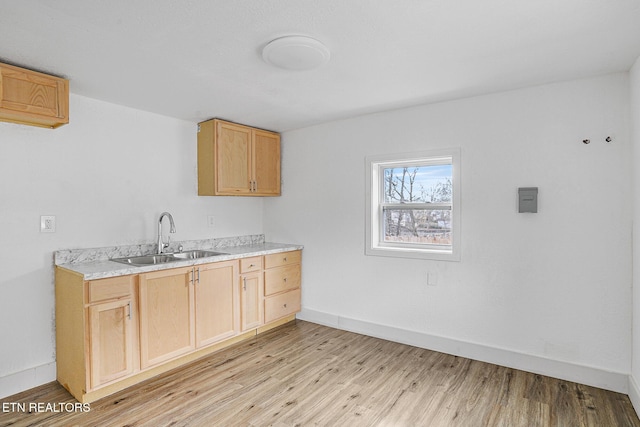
[216,121,252,195]
[0,62,69,128]
[195,260,239,348]
[240,271,263,331]
[139,267,195,369]
[88,299,134,389]
[252,129,281,196]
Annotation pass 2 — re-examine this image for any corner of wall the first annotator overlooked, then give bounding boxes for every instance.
[626,53,640,419]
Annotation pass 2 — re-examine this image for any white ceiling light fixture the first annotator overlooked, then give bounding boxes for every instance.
[262,35,330,71]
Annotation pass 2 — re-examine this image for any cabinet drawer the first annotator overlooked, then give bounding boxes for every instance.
[264,264,300,296]
[88,276,133,303]
[240,256,262,273]
[264,289,301,324]
[264,250,301,269]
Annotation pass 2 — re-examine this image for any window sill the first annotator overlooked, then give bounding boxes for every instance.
[365,245,460,262]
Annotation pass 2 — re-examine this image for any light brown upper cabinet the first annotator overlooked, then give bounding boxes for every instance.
[0,62,69,128]
[198,119,281,196]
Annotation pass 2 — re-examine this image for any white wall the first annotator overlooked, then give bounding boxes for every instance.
[265,73,632,392]
[0,94,264,396]
[1,73,634,399]
[630,57,640,411]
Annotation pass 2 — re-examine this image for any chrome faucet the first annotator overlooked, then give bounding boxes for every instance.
[157,212,176,254]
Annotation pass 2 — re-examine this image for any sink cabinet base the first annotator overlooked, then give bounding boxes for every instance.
[56,249,301,403]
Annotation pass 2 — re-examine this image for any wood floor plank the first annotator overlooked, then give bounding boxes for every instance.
[1,320,638,427]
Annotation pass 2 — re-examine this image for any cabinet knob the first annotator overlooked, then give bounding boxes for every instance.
[283,303,287,308]
[283,257,287,262]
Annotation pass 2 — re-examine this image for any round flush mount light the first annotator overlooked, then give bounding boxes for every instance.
[262,35,330,71]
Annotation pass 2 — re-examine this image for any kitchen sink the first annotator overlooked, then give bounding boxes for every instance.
[171,250,229,259]
[111,254,178,266]
[111,250,229,266]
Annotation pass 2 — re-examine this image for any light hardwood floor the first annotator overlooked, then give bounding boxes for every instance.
[1,320,639,426]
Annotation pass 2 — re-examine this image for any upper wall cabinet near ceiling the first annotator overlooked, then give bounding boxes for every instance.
[198,118,281,196]
[0,62,69,129]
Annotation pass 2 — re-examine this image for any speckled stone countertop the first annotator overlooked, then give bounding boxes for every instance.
[55,234,303,280]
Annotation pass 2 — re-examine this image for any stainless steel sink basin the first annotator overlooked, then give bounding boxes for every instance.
[111,250,229,266]
[111,254,178,266]
[171,250,229,259]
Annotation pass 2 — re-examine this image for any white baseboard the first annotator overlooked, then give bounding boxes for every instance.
[0,362,56,400]
[298,308,629,394]
[629,375,640,416]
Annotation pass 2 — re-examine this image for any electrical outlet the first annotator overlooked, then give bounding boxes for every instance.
[427,271,438,286]
[207,215,215,228]
[40,215,56,233]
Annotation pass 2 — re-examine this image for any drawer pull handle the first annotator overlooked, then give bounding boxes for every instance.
[284,278,287,283]
[190,268,200,285]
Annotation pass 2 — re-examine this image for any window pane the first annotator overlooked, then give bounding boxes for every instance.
[382,208,451,245]
[366,149,460,260]
[383,165,452,204]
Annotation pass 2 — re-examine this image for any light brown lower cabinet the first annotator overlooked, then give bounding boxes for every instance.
[55,251,301,403]
[264,251,302,323]
[195,260,239,347]
[87,276,135,389]
[88,299,134,388]
[240,256,264,331]
[139,267,195,369]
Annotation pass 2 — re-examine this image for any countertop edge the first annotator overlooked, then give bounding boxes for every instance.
[56,243,304,281]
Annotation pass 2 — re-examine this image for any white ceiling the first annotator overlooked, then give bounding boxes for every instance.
[2,0,640,132]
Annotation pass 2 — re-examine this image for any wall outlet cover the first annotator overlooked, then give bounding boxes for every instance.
[40,215,56,233]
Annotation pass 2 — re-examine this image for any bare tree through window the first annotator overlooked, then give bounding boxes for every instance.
[382,165,452,245]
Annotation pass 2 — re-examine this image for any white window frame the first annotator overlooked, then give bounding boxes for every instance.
[365,148,461,261]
